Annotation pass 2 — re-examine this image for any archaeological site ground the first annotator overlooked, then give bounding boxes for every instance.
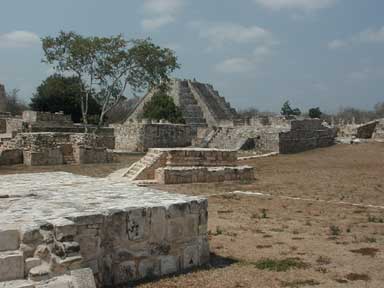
[1,80,384,288]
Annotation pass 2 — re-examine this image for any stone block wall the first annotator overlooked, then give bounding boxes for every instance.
[74,146,110,164]
[0,149,23,165]
[159,148,237,167]
[22,110,73,125]
[113,123,193,152]
[23,148,64,166]
[373,118,384,141]
[279,119,336,154]
[155,166,255,184]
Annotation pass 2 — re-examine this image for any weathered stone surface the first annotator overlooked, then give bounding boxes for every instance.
[25,257,42,274]
[0,250,24,281]
[0,280,34,288]
[70,268,96,288]
[0,227,19,251]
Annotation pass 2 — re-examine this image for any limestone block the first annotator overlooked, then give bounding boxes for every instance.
[113,261,137,285]
[167,219,184,242]
[25,257,42,274]
[198,236,210,264]
[160,255,179,275]
[51,218,76,242]
[138,258,160,278]
[126,208,147,241]
[70,214,104,226]
[0,250,24,281]
[20,224,42,245]
[149,207,167,243]
[184,215,198,238]
[74,234,101,261]
[0,280,34,288]
[71,268,96,288]
[34,276,72,288]
[0,227,19,251]
[183,245,199,270]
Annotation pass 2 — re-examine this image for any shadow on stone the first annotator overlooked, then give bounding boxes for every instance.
[113,253,238,287]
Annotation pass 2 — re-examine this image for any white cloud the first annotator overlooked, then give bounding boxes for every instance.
[216,57,255,73]
[329,26,384,49]
[215,46,273,73]
[192,22,277,49]
[0,31,40,48]
[253,0,337,11]
[328,39,347,49]
[142,16,174,30]
[141,0,184,30]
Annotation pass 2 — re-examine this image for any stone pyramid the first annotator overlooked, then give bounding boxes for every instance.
[126,79,238,127]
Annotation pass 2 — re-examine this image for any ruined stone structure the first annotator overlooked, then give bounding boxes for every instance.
[373,118,384,141]
[126,79,238,128]
[0,172,209,287]
[110,148,255,184]
[0,111,114,166]
[0,83,6,113]
[337,120,379,140]
[279,119,337,154]
[112,121,193,152]
[197,118,335,154]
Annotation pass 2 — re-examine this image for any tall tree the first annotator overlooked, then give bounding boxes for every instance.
[30,74,101,122]
[42,31,179,128]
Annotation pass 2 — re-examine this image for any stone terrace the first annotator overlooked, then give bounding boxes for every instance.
[0,172,209,287]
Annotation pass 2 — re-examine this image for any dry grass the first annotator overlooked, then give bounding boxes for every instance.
[1,143,384,287]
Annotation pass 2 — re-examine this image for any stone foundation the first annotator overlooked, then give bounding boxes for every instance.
[0,172,209,287]
[155,166,255,184]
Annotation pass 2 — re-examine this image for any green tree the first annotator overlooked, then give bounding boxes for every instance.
[281,101,301,117]
[308,107,322,119]
[143,90,185,124]
[42,31,179,128]
[30,74,101,123]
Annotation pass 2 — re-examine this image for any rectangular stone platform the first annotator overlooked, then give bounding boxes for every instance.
[0,172,209,287]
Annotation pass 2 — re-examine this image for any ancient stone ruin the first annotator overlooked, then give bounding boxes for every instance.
[110,148,255,184]
[126,78,238,128]
[337,120,379,140]
[373,118,384,141]
[0,172,209,287]
[0,111,114,166]
[196,118,336,155]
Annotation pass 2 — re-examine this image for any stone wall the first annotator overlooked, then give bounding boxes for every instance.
[23,148,64,166]
[279,119,336,154]
[0,149,23,165]
[373,118,384,141]
[22,110,73,125]
[113,122,193,152]
[155,166,255,184]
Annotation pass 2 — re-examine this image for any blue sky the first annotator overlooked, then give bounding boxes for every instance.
[0,0,383,113]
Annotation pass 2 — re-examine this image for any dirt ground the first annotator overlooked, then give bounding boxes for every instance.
[1,143,384,287]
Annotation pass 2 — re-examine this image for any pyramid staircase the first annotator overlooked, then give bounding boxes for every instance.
[177,81,207,126]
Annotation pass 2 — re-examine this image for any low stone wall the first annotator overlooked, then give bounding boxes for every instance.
[279,119,336,154]
[22,110,73,125]
[113,123,193,152]
[155,148,238,167]
[23,148,64,166]
[155,166,255,184]
[74,146,111,164]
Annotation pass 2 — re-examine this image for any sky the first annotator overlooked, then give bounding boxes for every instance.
[0,0,383,113]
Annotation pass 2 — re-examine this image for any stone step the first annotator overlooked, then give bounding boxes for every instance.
[0,280,35,288]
